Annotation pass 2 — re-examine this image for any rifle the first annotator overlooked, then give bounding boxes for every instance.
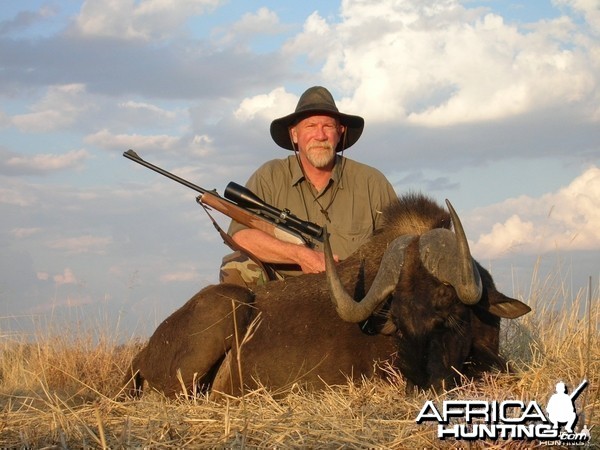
[569,379,588,401]
[122,150,324,248]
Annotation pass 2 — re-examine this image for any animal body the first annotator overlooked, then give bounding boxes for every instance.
[123,193,530,398]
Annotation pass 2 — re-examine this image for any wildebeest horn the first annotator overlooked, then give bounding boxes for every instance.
[324,227,415,323]
[418,200,482,304]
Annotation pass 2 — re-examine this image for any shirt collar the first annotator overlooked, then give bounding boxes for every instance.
[288,154,345,188]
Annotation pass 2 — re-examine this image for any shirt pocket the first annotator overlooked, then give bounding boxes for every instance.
[323,222,373,260]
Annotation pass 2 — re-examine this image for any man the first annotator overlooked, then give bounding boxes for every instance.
[221,86,398,287]
[547,382,578,433]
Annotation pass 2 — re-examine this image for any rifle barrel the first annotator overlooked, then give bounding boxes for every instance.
[123,149,208,195]
[570,379,588,400]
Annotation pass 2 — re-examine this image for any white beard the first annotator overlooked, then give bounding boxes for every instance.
[305,143,335,168]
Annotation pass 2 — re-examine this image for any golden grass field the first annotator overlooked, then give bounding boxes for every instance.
[1,272,598,449]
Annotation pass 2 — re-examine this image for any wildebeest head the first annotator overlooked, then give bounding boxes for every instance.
[324,198,530,391]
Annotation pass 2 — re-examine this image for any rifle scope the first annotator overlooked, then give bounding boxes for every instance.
[224,182,324,240]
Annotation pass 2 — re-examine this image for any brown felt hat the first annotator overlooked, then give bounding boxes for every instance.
[270,86,364,151]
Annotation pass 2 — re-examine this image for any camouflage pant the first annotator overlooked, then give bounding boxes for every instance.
[219,251,283,288]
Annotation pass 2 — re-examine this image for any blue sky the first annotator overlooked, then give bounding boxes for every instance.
[1,0,598,338]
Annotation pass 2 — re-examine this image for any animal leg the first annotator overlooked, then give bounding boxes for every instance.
[119,350,146,399]
[126,284,255,398]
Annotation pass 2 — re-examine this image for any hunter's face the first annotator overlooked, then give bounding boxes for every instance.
[291,115,345,169]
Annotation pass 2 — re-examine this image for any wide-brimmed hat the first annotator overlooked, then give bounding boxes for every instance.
[270,86,364,151]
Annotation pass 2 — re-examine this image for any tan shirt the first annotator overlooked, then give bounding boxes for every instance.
[228,155,398,273]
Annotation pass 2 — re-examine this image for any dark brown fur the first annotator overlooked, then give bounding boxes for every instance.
[123,193,529,398]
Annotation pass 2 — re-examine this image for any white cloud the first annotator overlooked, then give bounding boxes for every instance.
[11,84,91,132]
[285,0,600,126]
[234,7,281,34]
[216,7,285,45]
[471,165,600,259]
[234,87,298,122]
[4,149,89,174]
[554,0,600,30]
[74,0,223,40]
[86,129,180,151]
[86,128,215,158]
[47,235,112,255]
[283,12,334,63]
[118,101,178,120]
[0,187,37,207]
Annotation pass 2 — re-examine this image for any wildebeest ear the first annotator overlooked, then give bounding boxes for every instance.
[475,262,531,319]
[487,293,531,319]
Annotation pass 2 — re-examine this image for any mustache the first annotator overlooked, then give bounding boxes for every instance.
[307,142,334,152]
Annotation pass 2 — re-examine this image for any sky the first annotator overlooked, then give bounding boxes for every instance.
[1,0,598,339]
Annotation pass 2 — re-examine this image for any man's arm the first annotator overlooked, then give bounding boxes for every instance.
[232,228,338,274]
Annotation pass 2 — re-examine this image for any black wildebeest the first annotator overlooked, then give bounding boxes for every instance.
[123,193,530,398]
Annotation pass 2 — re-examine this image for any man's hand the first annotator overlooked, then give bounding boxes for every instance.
[232,228,338,274]
[295,245,339,273]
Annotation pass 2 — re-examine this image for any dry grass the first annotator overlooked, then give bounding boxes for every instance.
[1,275,598,449]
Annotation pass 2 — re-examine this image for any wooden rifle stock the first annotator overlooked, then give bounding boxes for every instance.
[199,192,308,246]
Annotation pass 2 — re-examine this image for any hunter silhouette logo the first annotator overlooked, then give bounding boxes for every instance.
[416,379,591,444]
[546,380,587,433]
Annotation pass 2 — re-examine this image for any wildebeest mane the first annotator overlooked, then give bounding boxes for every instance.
[381,192,452,237]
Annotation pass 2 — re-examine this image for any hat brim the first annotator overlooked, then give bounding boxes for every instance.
[270,110,364,151]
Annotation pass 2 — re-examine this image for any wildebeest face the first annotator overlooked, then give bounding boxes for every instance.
[390,266,474,391]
